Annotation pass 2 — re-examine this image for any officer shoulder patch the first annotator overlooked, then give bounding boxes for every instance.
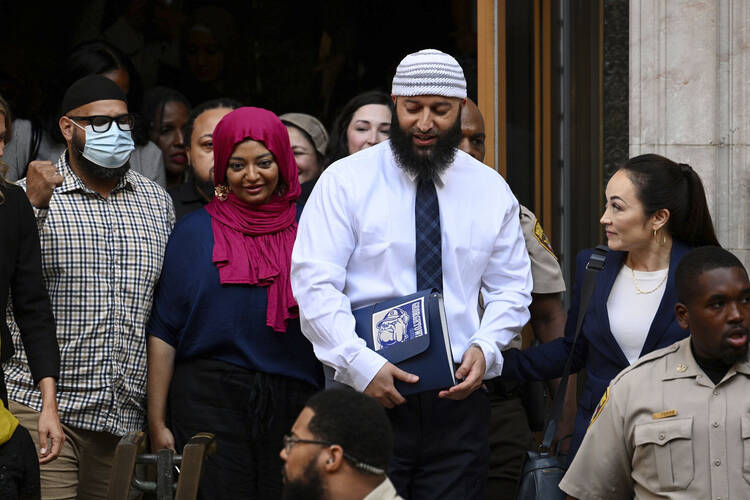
[533,220,557,260]
[588,387,610,428]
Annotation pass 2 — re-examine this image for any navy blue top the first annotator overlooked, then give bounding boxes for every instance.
[147,208,322,388]
[501,241,692,459]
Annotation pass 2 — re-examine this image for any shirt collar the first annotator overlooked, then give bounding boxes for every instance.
[388,141,449,187]
[362,478,399,500]
[662,338,701,381]
[56,150,136,195]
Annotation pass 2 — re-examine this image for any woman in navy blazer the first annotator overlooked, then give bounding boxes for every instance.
[501,154,720,459]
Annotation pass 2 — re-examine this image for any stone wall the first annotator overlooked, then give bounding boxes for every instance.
[629,0,750,264]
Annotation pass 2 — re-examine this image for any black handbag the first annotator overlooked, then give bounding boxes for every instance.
[516,245,608,500]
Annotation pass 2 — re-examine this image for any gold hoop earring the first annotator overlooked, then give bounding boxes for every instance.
[214,184,230,201]
[654,228,667,246]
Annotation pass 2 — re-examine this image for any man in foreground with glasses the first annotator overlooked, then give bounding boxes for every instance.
[5,74,174,499]
[281,389,403,500]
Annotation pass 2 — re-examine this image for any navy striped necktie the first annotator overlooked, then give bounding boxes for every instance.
[415,178,443,291]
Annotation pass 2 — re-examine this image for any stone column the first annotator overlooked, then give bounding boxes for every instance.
[629,0,750,265]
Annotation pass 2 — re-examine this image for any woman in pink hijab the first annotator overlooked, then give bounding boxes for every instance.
[146,107,322,499]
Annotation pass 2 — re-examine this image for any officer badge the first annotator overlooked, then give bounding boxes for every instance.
[589,387,609,428]
[533,220,557,260]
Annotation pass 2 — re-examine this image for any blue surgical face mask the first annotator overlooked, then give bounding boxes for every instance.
[72,120,135,168]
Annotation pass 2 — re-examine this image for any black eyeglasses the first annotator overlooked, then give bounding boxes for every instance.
[67,114,136,133]
[282,435,386,475]
[282,435,333,455]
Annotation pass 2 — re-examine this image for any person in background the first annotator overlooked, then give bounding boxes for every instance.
[147,107,322,500]
[143,87,191,189]
[280,113,328,204]
[2,40,167,186]
[281,389,403,500]
[179,6,243,105]
[327,90,393,164]
[562,246,750,500]
[458,98,575,499]
[169,98,241,220]
[500,154,720,462]
[0,95,63,499]
[5,75,174,499]
[292,49,532,499]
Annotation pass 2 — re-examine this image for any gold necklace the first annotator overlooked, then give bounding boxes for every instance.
[630,267,668,294]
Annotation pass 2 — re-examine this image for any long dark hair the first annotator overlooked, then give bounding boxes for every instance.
[327,90,393,165]
[620,154,719,247]
[41,40,145,144]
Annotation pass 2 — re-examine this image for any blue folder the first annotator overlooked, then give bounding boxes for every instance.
[352,289,456,395]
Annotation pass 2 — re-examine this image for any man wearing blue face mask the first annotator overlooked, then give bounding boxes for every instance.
[5,75,175,499]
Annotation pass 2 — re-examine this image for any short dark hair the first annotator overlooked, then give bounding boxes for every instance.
[675,246,747,304]
[328,90,393,165]
[183,98,242,147]
[618,154,719,247]
[305,389,392,474]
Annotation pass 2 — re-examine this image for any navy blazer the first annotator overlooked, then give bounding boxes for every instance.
[501,241,692,458]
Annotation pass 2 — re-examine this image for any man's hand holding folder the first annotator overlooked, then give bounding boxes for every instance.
[364,363,419,408]
[438,345,486,400]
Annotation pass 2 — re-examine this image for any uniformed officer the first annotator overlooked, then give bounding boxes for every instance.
[561,245,750,500]
[459,98,576,499]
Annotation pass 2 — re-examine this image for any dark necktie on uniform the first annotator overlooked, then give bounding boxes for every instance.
[415,178,443,291]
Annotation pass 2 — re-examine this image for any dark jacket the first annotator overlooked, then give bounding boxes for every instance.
[501,241,692,458]
[0,182,59,407]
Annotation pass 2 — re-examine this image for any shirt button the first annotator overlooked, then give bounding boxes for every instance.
[712,422,719,428]
[714,459,721,466]
[713,391,719,396]
[658,433,665,440]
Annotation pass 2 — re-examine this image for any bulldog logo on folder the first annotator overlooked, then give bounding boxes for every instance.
[352,289,456,395]
[372,297,427,351]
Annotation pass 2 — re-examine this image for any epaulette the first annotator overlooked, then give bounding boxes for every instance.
[610,342,682,386]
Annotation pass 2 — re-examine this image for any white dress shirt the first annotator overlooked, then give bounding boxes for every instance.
[291,141,532,392]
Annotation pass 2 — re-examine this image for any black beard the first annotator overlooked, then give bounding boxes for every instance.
[719,337,749,366]
[71,134,130,180]
[192,169,215,202]
[389,110,462,183]
[282,460,326,500]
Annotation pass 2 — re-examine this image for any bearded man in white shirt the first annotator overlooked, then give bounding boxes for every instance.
[291,49,532,499]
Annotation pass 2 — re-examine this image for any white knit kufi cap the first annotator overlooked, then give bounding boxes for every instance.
[391,48,467,99]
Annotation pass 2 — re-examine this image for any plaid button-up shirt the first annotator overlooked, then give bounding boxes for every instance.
[5,152,174,436]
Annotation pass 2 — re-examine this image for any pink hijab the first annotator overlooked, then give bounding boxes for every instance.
[204,107,301,332]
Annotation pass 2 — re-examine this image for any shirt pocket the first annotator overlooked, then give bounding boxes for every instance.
[633,417,694,492]
[742,414,750,484]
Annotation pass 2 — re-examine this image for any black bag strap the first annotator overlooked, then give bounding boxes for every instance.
[540,244,608,452]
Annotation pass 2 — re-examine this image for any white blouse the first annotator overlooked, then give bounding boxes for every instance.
[606,265,668,365]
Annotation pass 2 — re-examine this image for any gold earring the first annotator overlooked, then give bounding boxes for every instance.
[214,184,230,201]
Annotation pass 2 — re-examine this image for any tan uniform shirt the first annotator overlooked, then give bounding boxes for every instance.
[519,205,565,295]
[560,337,750,500]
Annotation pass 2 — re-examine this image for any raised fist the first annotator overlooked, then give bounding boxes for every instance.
[26,161,63,209]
